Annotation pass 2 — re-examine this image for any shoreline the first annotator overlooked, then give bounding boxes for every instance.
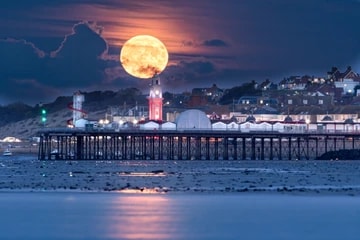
[0,186,359,196]
[0,143,38,155]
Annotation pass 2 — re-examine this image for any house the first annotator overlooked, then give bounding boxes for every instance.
[328,66,360,82]
[327,66,360,96]
[335,78,359,95]
[327,66,342,82]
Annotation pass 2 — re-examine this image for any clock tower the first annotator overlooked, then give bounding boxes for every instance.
[148,75,163,121]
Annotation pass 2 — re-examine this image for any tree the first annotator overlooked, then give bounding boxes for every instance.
[219,82,261,105]
[354,85,360,96]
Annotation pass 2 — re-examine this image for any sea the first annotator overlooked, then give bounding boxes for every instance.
[1,155,360,239]
[1,191,360,239]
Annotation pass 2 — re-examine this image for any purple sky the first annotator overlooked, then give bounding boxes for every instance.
[1,0,360,104]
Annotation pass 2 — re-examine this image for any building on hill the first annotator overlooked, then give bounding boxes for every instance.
[188,84,224,107]
[328,66,360,82]
[237,96,258,105]
[282,91,333,108]
[278,76,310,90]
[258,79,277,91]
[327,66,360,97]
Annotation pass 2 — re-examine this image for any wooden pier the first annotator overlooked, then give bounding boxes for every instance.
[37,129,360,160]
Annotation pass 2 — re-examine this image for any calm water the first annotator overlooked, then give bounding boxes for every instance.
[1,192,360,240]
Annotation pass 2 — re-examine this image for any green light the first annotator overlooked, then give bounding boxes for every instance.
[41,108,47,124]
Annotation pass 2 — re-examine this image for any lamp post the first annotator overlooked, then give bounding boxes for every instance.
[305,119,310,132]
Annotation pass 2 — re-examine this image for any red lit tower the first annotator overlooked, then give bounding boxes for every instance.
[148,75,163,121]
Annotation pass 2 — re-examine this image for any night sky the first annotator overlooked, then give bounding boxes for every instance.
[1,0,360,104]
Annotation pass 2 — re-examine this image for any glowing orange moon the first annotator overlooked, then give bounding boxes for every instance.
[120,35,169,79]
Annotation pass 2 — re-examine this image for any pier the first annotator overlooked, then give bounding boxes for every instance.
[37,129,360,160]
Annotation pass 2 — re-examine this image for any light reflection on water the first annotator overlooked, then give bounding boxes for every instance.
[1,192,360,240]
[0,192,185,240]
[106,194,179,240]
[118,172,166,177]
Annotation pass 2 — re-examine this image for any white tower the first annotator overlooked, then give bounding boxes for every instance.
[72,91,85,123]
[148,75,163,121]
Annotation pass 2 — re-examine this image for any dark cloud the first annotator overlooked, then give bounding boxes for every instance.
[159,61,220,92]
[0,22,117,104]
[202,39,228,47]
[48,22,108,87]
[178,61,216,75]
[181,40,195,47]
[159,59,289,93]
[180,39,228,48]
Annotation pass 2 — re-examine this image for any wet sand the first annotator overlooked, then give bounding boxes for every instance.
[1,157,360,195]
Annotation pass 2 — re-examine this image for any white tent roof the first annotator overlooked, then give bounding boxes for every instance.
[140,121,160,130]
[176,109,211,130]
[1,136,21,142]
[212,121,227,130]
[161,122,176,130]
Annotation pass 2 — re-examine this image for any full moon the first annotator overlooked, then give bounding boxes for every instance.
[120,35,169,79]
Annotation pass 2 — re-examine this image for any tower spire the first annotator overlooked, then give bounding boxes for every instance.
[148,74,163,121]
